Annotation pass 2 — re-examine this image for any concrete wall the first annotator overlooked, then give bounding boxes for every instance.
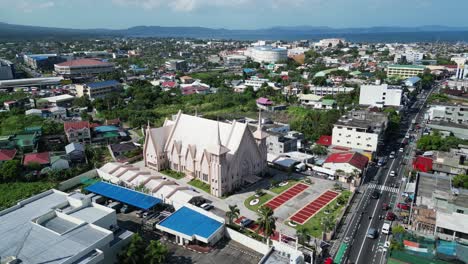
[57,169,98,191]
[225,227,270,255]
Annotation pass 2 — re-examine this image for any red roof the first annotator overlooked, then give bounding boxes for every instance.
[256,97,273,105]
[56,59,111,67]
[324,152,368,171]
[331,146,351,151]
[23,152,50,165]
[0,149,17,161]
[162,81,177,88]
[64,121,90,131]
[316,135,332,146]
[413,156,433,172]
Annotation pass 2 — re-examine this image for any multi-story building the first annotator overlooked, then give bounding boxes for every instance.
[426,104,468,124]
[315,38,346,48]
[386,64,425,78]
[246,46,288,63]
[23,53,68,71]
[165,59,188,72]
[445,79,468,92]
[266,132,298,155]
[245,76,269,91]
[332,110,388,152]
[224,54,247,66]
[393,51,424,64]
[54,59,115,78]
[0,189,133,264]
[359,84,403,107]
[64,121,91,143]
[308,86,355,96]
[75,80,122,100]
[144,111,268,197]
[0,59,14,80]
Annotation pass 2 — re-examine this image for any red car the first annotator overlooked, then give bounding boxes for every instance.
[397,203,410,210]
[382,203,389,210]
[386,212,396,221]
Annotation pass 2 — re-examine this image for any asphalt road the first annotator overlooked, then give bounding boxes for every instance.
[343,85,436,264]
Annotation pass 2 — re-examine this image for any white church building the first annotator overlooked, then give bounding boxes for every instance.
[144,111,268,197]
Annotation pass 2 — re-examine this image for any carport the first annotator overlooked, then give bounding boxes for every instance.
[85,181,162,210]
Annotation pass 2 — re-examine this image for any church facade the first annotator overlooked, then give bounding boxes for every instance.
[143,111,268,197]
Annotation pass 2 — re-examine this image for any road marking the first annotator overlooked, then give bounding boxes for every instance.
[355,158,396,264]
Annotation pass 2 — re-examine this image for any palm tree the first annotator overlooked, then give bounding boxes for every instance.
[257,206,276,242]
[144,240,168,264]
[119,234,145,264]
[296,226,309,245]
[321,215,336,240]
[226,205,240,225]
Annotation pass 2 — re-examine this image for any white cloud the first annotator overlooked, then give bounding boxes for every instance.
[111,0,304,12]
[0,0,55,12]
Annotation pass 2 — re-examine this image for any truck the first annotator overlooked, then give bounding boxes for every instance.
[382,222,391,235]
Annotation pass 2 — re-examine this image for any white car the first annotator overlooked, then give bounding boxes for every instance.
[389,151,395,159]
[390,170,396,177]
[399,147,404,153]
[200,203,214,211]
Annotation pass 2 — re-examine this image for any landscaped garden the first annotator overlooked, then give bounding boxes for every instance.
[244,191,274,212]
[289,190,352,238]
[188,179,211,193]
[161,169,185,180]
[269,179,301,194]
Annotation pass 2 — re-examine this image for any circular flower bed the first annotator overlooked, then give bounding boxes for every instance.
[279,181,289,187]
[288,221,298,227]
[249,199,260,206]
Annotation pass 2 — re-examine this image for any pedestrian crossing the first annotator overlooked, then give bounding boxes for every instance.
[366,183,399,194]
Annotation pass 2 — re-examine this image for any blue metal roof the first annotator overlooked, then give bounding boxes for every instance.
[85,181,161,210]
[94,125,119,133]
[159,206,223,239]
[86,80,120,90]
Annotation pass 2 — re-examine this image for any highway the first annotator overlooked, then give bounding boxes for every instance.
[342,85,435,264]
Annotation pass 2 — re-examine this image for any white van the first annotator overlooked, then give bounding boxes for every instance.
[382,222,391,234]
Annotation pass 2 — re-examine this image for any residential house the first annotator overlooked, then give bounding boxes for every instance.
[0,149,16,164]
[23,152,50,166]
[108,142,140,162]
[64,121,91,143]
[75,80,122,100]
[65,142,85,162]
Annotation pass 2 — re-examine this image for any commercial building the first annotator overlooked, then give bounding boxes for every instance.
[386,64,425,78]
[266,131,298,155]
[75,80,122,100]
[393,51,424,64]
[315,38,346,48]
[23,54,68,71]
[0,189,133,264]
[38,94,75,107]
[332,110,388,152]
[144,111,268,197]
[0,77,64,90]
[404,76,421,87]
[165,59,188,72]
[359,84,403,107]
[54,59,115,78]
[425,104,468,124]
[308,86,355,96]
[323,152,369,175]
[246,46,288,63]
[0,58,14,80]
[224,54,247,66]
[445,79,468,92]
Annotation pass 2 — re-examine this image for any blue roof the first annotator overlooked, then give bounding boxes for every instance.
[94,125,119,133]
[85,181,161,210]
[87,80,121,90]
[243,68,256,73]
[159,206,223,239]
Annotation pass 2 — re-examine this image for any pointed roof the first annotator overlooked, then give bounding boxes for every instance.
[207,121,230,155]
[253,110,268,140]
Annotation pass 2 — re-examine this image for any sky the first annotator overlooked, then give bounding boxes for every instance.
[0,0,467,29]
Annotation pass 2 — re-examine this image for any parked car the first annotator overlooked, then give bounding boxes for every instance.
[382,222,391,235]
[386,212,396,221]
[371,190,380,199]
[399,147,404,153]
[136,210,144,218]
[241,218,254,228]
[200,203,214,211]
[397,203,410,210]
[389,151,395,159]
[366,228,378,239]
[382,203,389,210]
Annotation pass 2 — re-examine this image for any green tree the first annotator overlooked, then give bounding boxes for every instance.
[453,174,468,189]
[256,206,276,242]
[27,162,41,172]
[392,225,405,236]
[312,76,327,86]
[226,204,240,225]
[119,234,145,264]
[311,144,328,155]
[144,240,168,264]
[321,215,335,237]
[296,226,309,245]
[1,160,21,182]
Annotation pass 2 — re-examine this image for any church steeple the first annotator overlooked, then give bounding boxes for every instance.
[207,120,230,155]
[253,109,268,140]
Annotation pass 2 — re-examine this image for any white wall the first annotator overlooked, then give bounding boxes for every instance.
[332,126,379,152]
[359,84,402,107]
[225,228,270,255]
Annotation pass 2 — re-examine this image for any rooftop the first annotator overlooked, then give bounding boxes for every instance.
[55,58,112,68]
[388,64,426,69]
[86,80,121,90]
[324,152,368,171]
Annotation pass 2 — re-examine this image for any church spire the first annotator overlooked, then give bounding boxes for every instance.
[257,109,262,131]
[217,119,222,146]
[207,118,230,155]
[253,109,268,140]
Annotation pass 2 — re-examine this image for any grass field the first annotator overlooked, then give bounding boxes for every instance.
[0,181,57,210]
[269,179,301,194]
[161,169,185,180]
[188,179,211,194]
[244,193,274,212]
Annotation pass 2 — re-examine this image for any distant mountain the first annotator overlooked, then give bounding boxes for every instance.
[1,22,468,41]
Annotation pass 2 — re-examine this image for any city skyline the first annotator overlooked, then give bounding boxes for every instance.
[0,0,467,30]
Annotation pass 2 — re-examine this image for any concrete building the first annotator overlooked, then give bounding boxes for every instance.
[445,79,468,92]
[0,189,133,264]
[308,86,355,96]
[426,104,468,124]
[315,38,346,48]
[451,57,468,80]
[245,77,269,91]
[165,59,188,72]
[54,59,115,78]
[224,54,248,66]
[24,54,68,71]
[39,94,75,107]
[404,76,421,87]
[332,110,388,152]
[144,111,268,197]
[386,64,425,78]
[64,121,91,143]
[75,80,122,100]
[0,59,14,80]
[323,152,369,174]
[246,46,288,63]
[394,51,424,64]
[266,132,298,155]
[359,84,403,107]
[0,77,64,90]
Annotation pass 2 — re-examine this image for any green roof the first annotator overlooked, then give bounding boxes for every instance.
[314,68,339,78]
[24,126,42,132]
[102,131,120,138]
[388,64,425,69]
[322,99,336,106]
[350,70,362,76]
[14,134,37,147]
[0,135,13,141]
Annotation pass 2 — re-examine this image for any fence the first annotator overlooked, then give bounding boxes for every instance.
[57,169,98,191]
[225,227,270,255]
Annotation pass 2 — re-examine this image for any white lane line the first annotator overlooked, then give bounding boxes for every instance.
[355,158,396,264]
